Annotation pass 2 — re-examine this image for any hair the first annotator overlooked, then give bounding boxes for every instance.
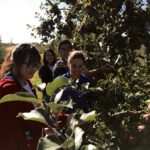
[43,48,56,66]
[58,39,72,51]
[0,43,41,78]
[68,50,86,64]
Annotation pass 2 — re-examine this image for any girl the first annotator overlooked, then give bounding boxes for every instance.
[0,43,42,150]
[59,51,91,113]
[39,48,56,84]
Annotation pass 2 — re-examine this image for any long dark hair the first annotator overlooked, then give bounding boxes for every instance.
[43,48,56,66]
[0,43,41,78]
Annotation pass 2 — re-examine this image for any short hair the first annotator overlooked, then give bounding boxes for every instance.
[68,51,85,64]
[43,48,56,66]
[58,39,72,50]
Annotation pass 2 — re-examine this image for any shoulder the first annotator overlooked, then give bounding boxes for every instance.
[0,78,18,88]
[55,72,69,80]
[80,74,91,83]
[0,78,22,98]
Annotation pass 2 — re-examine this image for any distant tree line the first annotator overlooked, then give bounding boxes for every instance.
[0,35,6,65]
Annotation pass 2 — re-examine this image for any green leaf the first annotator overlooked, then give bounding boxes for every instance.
[62,139,74,149]
[0,92,40,104]
[54,89,64,103]
[69,117,79,129]
[81,83,90,90]
[47,101,73,115]
[80,111,97,122]
[89,87,103,92]
[37,137,61,150]
[46,77,70,96]
[118,67,123,76]
[17,107,52,126]
[146,99,150,104]
[34,83,46,92]
[75,127,84,150]
[81,144,99,150]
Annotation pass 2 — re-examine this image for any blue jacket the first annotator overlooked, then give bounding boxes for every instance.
[59,72,91,113]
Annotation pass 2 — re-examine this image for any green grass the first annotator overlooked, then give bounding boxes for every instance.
[31,71,42,101]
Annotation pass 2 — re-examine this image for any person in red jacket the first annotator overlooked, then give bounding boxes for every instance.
[0,44,42,150]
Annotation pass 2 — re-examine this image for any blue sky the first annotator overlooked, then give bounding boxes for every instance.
[0,0,43,43]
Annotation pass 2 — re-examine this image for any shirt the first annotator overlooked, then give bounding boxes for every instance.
[59,72,91,113]
[53,59,69,78]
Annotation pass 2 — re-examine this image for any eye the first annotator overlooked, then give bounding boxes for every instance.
[72,64,77,68]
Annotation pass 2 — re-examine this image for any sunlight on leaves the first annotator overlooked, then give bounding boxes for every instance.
[81,144,99,150]
[37,137,61,150]
[46,77,70,96]
[81,82,90,90]
[75,127,84,150]
[47,101,73,115]
[62,139,74,149]
[0,92,40,104]
[34,83,46,92]
[54,89,64,103]
[80,111,97,122]
[17,107,51,126]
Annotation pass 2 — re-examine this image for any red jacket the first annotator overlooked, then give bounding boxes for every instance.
[0,76,42,150]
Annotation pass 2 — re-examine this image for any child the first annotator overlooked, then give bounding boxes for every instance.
[39,48,56,84]
[59,51,91,113]
[0,43,42,150]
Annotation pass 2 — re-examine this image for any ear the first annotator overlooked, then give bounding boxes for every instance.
[67,61,70,69]
[58,50,61,56]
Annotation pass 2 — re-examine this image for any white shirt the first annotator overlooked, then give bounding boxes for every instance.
[22,81,38,108]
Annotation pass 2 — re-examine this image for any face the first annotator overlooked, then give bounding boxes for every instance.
[19,57,41,80]
[68,58,84,79]
[45,51,54,65]
[59,43,72,61]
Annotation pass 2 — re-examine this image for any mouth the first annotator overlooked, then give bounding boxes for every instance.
[74,74,80,78]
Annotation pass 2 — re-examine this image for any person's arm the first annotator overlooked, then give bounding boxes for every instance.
[83,65,113,78]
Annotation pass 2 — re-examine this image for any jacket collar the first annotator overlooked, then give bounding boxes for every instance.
[3,71,16,80]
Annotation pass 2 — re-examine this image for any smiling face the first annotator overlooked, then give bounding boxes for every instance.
[11,44,41,85]
[59,43,72,61]
[68,58,84,79]
[19,56,41,80]
[45,51,55,65]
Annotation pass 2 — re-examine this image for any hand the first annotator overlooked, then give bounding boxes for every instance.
[143,113,150,124]
[44,127,54,136]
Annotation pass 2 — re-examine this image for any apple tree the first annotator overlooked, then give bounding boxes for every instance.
[30,0,150,149]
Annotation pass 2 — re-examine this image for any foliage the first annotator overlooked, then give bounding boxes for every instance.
[28,0,150,149]
[0,77,98,150]
[0,42,6,65]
